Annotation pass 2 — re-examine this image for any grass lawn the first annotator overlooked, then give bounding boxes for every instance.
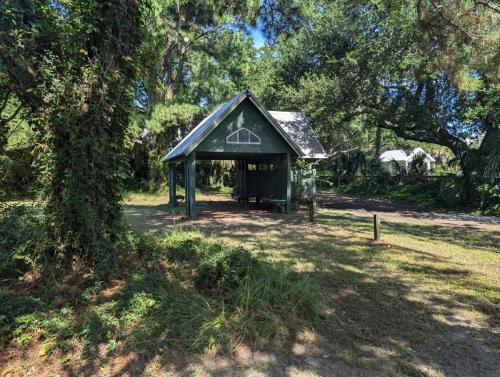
[1,192,498,376]
[122,192,500,376]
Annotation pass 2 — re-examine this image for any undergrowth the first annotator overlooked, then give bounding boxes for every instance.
[334,175,500,215]
[0,217,321,362]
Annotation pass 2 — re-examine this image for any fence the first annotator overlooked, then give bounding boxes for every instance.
[316,173,450,189]
[292,168,316,202]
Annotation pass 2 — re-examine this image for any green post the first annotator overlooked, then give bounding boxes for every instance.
[168,163,176,206]
[185,153,196,218]
[286,153,292,214]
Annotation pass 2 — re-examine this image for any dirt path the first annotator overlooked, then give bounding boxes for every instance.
[317,192,499,230]
[124,192,499,235]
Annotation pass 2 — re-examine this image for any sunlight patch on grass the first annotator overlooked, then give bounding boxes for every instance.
[120,194,500,375]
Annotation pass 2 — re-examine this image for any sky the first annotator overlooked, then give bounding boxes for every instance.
[249,26,266,48]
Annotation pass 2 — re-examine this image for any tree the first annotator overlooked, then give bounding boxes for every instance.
[261,0,499,203]
[129,0,262,188]
[0,0,149,272]
[136,0,260,110]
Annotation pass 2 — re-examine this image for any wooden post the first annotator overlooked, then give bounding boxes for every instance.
[185,153,196,218]
[285,153,292,214]
[373,214,380,241]
[168,163,176,207]
[184,159,189,216]
[309,198,314,222]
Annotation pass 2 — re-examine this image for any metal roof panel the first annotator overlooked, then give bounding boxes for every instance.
[269,111,327,159]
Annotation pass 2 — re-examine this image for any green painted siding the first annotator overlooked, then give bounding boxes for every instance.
[195,99,295,155]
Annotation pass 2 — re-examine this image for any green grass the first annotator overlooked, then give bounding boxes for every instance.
[0,217,320,375]
[120,192,499,376]
[1,193,499,376]
[206,206,499,375]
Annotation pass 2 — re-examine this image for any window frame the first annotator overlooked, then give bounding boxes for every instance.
[225,127,262,145]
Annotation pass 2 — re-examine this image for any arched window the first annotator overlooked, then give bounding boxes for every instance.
[226,128,261,145]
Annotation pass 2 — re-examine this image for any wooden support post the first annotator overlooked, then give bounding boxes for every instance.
[184,153,196,218]
[184,160,189,216]
[168,163,176,207]
[285,153,292,214]
[309,199,314,222]
[374,214,380,241]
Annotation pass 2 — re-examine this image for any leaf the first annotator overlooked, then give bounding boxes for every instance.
[107,339,117,351]
[38,340,55,357]
[59,354,71,364]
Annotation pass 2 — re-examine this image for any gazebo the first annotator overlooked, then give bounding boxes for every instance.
[162,90,326,217]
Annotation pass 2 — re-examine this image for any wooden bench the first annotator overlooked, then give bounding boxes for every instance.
[261,197,287,212]
[231,193,257,203]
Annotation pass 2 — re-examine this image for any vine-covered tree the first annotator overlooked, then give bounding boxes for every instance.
[0,0,149,272]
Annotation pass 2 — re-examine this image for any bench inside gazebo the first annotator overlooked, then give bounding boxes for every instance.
[162,90,326,218]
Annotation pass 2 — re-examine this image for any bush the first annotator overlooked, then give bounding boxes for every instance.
[476,183,500,215]
[0,203,46,276]
[0,228,321,358]
[195,244,254,295]
[0,150,35,200]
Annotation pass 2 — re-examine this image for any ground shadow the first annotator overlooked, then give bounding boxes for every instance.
[3,195,499,376]
[119,201,500,376]
[318,192,500,225]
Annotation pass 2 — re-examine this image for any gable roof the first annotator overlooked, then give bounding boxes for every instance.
[380,150,408,162]
[408,147,435,162]
[269,111,327,159]
[380,148,435,163]
[162,90,304,162]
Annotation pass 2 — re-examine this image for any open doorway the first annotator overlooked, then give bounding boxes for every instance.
[193,155,291,216]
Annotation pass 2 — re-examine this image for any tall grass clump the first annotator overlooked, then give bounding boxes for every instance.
[149,227,322,347]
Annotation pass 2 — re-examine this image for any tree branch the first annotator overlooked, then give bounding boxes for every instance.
[0,90,11,113]
[6,117,25,139]
[380,119,469,155]
[428,0,474,40]
[2,103,23,124]
[474,0,500,14]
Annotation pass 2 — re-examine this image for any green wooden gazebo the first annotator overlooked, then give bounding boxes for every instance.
[162,90,326,217]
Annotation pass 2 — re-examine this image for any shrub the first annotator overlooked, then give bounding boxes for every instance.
[476,183,500,215]
[0,203,46,276]
[195,244,254,295]
[0,228,321,359]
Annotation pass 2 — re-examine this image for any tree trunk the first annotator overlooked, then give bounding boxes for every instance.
[374,127,382,160]
[0,0,145,274]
